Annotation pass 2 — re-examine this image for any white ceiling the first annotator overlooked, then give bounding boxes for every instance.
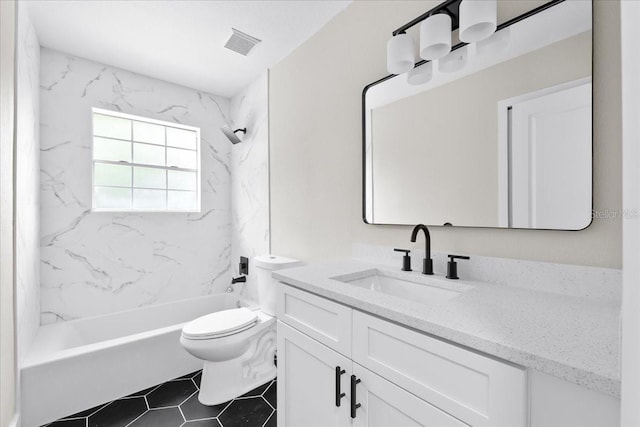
[26,0,350,98]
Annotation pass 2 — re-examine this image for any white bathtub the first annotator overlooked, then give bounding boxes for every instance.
[21,293,245,427]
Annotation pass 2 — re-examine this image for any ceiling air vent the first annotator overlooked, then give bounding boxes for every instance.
[224,28,261,56]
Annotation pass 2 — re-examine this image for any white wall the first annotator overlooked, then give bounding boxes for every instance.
[39,48,233,324]
[0,2,17,425]
[620,1,640,424]
[230,72,270,301]
[16,2,40,362]
[270,0,622,268]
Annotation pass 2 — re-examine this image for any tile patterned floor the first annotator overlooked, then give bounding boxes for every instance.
[44,371,276,427]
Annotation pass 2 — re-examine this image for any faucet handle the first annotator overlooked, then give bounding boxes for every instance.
[393,248,412,272]
[446,254,470,280]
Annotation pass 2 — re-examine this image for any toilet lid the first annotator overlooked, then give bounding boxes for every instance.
[182,308,258,339]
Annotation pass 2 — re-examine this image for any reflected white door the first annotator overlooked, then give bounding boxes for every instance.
[509,80,592,229]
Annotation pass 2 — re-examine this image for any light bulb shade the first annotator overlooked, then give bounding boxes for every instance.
[419,14,452,61]
[407,62,433,85]
[438,46,468,73]
[459,0,497,43]
[387,33,415,75]
[476,27,511,56]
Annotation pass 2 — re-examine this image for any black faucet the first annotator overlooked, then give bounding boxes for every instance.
[231,276,247,284]
[410,224,433,275]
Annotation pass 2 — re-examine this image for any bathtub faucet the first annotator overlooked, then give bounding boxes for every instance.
[231,276,247,284]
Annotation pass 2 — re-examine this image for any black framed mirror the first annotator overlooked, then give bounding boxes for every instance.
[362,0,593,230]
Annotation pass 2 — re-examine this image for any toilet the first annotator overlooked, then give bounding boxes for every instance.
[180,255,301,405]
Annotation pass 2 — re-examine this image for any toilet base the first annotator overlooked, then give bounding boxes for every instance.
[197,325,277,405]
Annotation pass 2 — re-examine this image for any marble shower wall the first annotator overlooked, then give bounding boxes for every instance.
[230,73,270,302]
[16,4,41,358]
[39,48,232,324]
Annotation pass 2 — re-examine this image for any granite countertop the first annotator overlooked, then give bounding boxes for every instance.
[273,260,621,398]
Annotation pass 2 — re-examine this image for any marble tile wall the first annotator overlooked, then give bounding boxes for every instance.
[16,4,41,359]
[229,73,270,302]
[39,48,233,324]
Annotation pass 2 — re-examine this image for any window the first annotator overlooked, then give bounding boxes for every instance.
[91,108,201,212]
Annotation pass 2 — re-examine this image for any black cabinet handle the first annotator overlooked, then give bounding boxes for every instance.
[335,366,346,407]
[350,375,361,418]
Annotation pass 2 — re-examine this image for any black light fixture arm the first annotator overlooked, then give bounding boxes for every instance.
[391,0,461,36]
[232,128,247,135]
[391,0,565,37]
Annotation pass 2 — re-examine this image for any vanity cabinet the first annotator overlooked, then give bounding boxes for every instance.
[276,283,527,427]
[277,321,465,427]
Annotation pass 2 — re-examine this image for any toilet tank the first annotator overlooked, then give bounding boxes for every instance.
[254,255,302,316]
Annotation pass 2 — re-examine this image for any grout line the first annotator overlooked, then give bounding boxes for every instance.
[215,399,234,420]
[234,395,264,401]
[185,416,220,422]
[261,410,275,427]
[143,383,163,396]
[122,409,148,427]
[262,395,275,412]
[177,404,187,423]
[177,390,197,407]
[261,382,274,397]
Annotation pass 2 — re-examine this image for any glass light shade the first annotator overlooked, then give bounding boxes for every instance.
[475,27,511,56]
[407,62,433,85]
[438,46,468,73]
[459,0,497,43]
[419,14,452,61]
[387,33,415,75]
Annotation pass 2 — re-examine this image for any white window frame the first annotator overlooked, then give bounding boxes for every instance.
[91,107,202,213]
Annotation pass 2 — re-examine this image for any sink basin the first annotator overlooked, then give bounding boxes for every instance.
[332,269,472,306]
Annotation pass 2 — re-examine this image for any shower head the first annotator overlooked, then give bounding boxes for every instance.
[220,125,247,144]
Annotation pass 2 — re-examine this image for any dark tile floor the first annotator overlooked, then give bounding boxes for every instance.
[44,371,276,427]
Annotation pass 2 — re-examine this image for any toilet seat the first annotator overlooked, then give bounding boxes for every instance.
[182,308,258,340]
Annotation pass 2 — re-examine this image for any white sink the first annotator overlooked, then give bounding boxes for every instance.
[332,269,472,306]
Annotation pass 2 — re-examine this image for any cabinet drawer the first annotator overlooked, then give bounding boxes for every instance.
[352,310,526,427]
[277,284,352,356]
[352,362,469,427]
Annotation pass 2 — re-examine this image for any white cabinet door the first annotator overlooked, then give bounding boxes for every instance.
[351,362,469,427]
[277,321,351,427]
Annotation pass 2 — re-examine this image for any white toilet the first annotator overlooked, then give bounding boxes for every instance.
[180,255,301,405]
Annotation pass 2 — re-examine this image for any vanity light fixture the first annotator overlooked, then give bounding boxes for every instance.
[419,13,452,61]
[386,32,415,75]
[384,0,501,80]
[459,0,498,43]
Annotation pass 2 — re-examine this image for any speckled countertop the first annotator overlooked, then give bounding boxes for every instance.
[273,260,621,398]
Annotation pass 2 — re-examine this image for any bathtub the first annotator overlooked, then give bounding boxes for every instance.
[21,293,246,427]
